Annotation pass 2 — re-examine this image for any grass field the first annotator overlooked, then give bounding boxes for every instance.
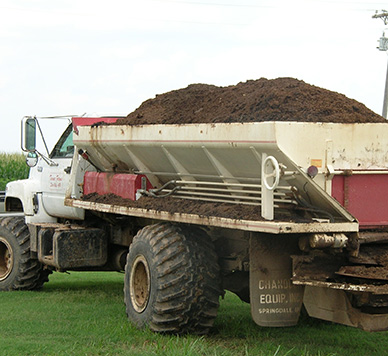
[0,152,29,190]
[0,271,387,356]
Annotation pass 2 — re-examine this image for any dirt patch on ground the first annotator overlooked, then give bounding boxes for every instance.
[115,77,385,125]
[83,193,311,222]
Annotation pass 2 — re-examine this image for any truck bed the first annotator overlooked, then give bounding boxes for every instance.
[72,120,388,227]
[65,196,357,234]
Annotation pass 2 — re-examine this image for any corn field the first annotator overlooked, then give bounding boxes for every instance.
[0,153,29,190]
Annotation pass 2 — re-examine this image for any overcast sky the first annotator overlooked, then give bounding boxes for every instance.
[1,0,388,152]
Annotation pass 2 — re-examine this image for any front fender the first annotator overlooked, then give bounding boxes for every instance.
[6,178,40,215]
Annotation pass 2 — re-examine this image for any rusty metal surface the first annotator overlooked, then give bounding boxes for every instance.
[292,249,388,294]
[336,266,388,282]
[303,286,388,332]
[293,278,388,294]
[359,231,388,244]
[65,198,358,234]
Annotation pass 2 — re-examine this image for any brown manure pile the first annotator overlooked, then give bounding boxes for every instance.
[115,77,385,125]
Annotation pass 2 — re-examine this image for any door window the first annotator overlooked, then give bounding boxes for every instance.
[50,124,74,158]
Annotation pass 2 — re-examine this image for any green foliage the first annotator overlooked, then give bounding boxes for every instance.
[0,272,387,356]
[0,153,29,190]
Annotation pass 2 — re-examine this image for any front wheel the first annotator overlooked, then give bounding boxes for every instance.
[124,223,222,334]
[0,217,51,291]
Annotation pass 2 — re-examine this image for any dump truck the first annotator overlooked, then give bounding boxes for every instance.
[2,114,388,334]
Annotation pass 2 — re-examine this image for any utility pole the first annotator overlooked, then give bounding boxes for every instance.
[373,10,388,118]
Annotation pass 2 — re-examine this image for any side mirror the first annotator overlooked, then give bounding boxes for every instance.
[26,151,38,167]
[22,117,37,152]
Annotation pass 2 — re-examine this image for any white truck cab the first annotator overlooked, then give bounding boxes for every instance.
[5,117,84,223]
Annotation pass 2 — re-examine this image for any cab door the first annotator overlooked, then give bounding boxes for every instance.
[39,124,83,219]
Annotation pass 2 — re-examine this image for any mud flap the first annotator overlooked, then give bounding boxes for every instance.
[249,234,304,327]
[303,286,388,332]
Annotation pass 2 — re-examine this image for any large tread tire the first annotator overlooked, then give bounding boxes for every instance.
[0,217,51,291]
[124,223,222,334]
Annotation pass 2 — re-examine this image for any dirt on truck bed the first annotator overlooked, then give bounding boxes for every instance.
[83,193,311,222]
[115,77,385,125]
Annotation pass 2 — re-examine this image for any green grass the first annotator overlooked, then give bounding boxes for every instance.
[0,153,29,190]
[0,272,387,356]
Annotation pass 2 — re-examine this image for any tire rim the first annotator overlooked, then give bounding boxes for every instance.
[130,255,151,313]
[0,237,13,281]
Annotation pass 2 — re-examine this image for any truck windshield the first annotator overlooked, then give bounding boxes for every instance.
[50,124,74,158]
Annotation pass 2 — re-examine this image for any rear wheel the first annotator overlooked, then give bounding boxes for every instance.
[0,237,13,281]
[124,223,222,334]
[0,217,51,291]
